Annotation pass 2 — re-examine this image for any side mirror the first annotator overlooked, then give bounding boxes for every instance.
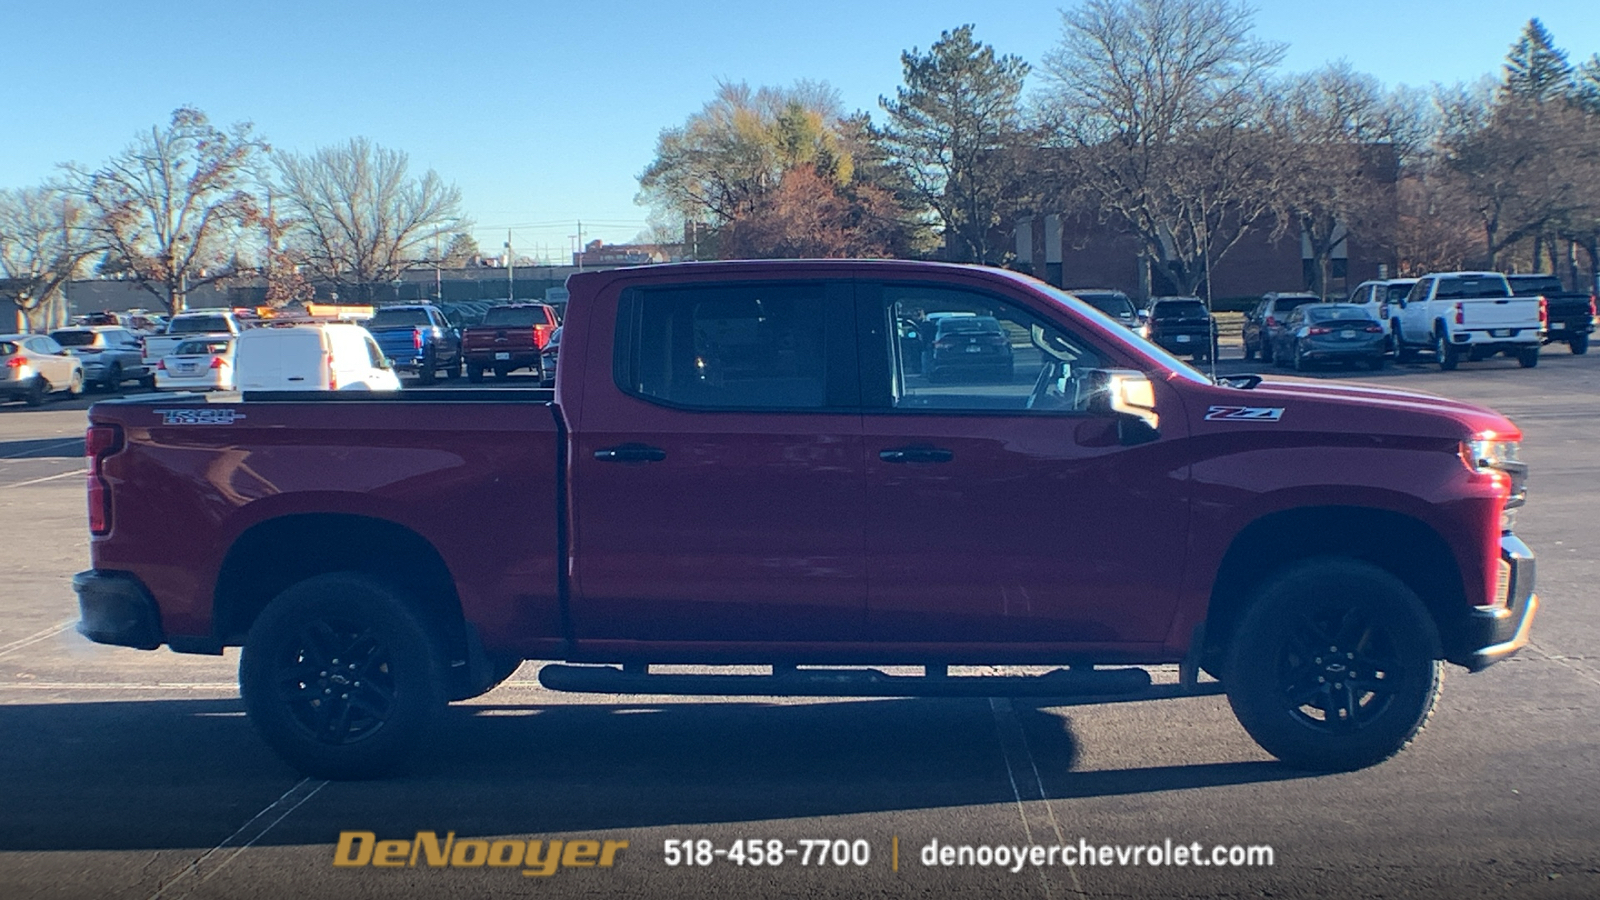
[1086,369,1161,444]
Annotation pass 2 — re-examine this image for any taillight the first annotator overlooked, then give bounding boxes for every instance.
[1589,295,1597,318]
[1307,326,1333,336]
[413,328,423,351]
[86,424,123,536]
[1364,324,1383,333]
[1539,297,1549,329]
[209,355,223,369]
[1454,302,1464,325]
[157,359,167,370]
[5,356,25,370]
[1265,316,1278,327]
[327,352,337,390]
[532,324,552,349]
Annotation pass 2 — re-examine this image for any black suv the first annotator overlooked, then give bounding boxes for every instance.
[1141,297,1217,361]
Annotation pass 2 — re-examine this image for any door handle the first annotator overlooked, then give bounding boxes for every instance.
[594,443,667,463]
[879,446,954,463]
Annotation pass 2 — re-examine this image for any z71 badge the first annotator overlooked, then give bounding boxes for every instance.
[154,408,247,426]
[1204,405,1284,422]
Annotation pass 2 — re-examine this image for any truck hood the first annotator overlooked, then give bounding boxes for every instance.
[1191,375,1520,441]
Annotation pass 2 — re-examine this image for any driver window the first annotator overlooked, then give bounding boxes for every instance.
[881,286,1105,414]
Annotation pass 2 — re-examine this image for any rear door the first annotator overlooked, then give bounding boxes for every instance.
[857,280,1190,647]
[569,278,867,643]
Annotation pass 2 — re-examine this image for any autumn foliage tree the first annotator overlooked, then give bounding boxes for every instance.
[637,81,926,259]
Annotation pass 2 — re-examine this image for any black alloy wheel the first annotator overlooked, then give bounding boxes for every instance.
[241,573,446,779]
[1224,558,1441,771]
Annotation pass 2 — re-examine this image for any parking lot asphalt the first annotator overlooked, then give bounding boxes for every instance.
[2,351,1598,899]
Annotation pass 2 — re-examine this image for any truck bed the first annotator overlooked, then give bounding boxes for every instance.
[86,390,563,657]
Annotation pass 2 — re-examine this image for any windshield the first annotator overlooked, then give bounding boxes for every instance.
[1031,284,1210,385]
[1435,276,1510,299]
[50,331,100,347]
[370,308,432,327]
[1271,296,1318,312]
[1509,276,1563,296]
[1306,305,1375,322]
[481,307,546,327]
[1152,299,1208,317]
[938,316,1003,334]
[1385,283,1416,303]
[1073,292,1136,317]
[169,316,230,334]
[174,339,231,355]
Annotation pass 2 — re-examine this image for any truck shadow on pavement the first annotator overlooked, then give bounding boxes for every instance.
[0,696,1311,852]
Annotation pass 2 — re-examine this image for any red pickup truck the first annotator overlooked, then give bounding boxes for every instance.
[74,260,1538,779]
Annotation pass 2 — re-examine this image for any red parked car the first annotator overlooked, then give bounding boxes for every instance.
[75,260,1537,780]
[462,303,558,382]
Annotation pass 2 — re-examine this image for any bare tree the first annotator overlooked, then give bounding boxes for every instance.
[1277,63,1411,298]
[1036,0,1288,298]
[274,138,465,302]
[0,185,102,331]
[68,107,265,315]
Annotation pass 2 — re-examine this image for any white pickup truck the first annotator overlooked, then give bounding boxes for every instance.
[1392,271,1541,370]
[139,311,244,371]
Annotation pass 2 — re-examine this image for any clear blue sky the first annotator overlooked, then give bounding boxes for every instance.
[4,0,1595,259]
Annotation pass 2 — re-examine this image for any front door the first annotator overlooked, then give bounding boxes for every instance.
[858,282,1190,647]
[570,280,867,644]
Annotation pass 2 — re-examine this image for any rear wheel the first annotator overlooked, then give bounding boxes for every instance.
[494,365,511,380]
[102,363,123,391]
[240,573,447,780]
[24,377,48,406]
[1261,341,1275,364]
[1223,558,1442,772]
[416,356,437,385]
[138,375,157,390]
[467,366,484,384]
[1435,332,1459,371]
[1518,346,1540,368]
[443,355,460,379]
[67,370,84,398]
[1571,333,1589,355]
[1366,356,1385,371]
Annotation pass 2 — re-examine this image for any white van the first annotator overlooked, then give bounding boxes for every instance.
[234,323,402,392]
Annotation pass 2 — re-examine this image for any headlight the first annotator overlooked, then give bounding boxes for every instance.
[1460,437,1527,531]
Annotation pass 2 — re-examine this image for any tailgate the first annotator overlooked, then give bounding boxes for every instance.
[86,393,563,650]
[1460,298,1540,330]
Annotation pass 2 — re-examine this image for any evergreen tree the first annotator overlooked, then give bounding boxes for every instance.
[1572,54,1600,114]
[1504,18,1572,102]
[878,25,1031,264]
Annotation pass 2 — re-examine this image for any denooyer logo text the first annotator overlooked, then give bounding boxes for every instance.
[333,831,628,877]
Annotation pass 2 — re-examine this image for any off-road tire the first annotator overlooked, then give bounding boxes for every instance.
[1223,557,1442,772]
[240,573,447,780]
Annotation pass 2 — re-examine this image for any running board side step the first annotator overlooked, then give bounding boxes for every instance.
[537,664,1224,703]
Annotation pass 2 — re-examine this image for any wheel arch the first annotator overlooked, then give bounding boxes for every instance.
[1202,506,1467,670]
[213,513,467,661]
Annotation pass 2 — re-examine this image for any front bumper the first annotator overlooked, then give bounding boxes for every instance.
[73,570,164,650]
[1465,534,1538,672]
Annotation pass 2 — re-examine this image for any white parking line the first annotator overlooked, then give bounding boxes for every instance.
[1,467,87,489]
[147,777,328,900]
[0,620,75,660]
[990,697,1084,898]
[0,682,238,691]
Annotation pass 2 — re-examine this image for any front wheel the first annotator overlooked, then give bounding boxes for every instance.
[239,573,447,780]
[1223,558,1442,772]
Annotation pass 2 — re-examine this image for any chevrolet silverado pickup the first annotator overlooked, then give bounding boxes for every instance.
[1393,271,1542,369]
[1507,274,1596,355]
[74,260,1539,780]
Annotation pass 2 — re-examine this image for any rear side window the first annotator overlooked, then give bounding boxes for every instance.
[0,342,15,356]
[364,336,386,368]
[615,283,842,410]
